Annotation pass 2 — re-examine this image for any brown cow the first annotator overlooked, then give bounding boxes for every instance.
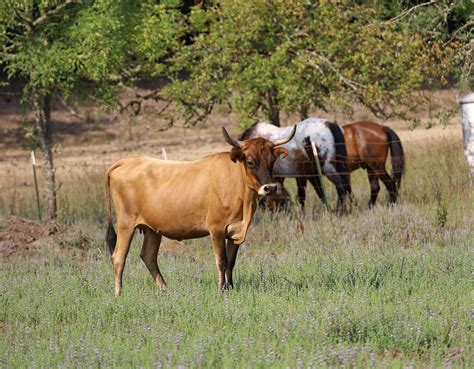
[105,126,297,296]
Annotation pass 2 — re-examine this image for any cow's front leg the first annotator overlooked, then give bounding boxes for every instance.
[225,239,239,289]
[210,230,228,291]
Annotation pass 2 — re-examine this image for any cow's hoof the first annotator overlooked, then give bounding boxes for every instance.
[220,283,234,292]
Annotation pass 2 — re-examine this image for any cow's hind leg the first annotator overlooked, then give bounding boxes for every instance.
[111,223,135,297]
[225,239,239,289]
[210,230,228,291]
[140,227,166,288]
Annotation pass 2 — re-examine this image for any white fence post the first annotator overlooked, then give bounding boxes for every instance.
[30,151,42,221]
[310,139,329,210]
[460,93,474,185]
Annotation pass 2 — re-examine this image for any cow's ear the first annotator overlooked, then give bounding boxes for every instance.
[273,147,288,159]
[230,147,245,162]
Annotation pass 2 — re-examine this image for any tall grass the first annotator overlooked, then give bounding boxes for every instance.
[0,137,471,225]
[1,205,472,367]
[0,164,108,224]
[1,137,473,367]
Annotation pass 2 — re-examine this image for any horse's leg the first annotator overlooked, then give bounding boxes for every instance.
[343,173,353,200]
[263,178,287,211]
[307,175,325,202]
[339,171,353,211]
[378,170,397,204]
[257,195,267,209]
[274,178,289,211]
[140,227,166,288]
[325,174,347,213]
[296,177,308,208]
[367,169,381,208]
[343,174,354,212]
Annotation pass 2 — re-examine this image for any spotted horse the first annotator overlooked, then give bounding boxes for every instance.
[240,118,351,212]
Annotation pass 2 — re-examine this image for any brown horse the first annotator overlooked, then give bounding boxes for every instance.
[344,121,405,206]
[294,121,405,208]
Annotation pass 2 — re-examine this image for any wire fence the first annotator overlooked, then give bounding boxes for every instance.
[7,135,463,172]
[1,134,468,221]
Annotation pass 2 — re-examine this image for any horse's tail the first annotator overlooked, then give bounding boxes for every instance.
[383,126,405,191]
[326,121,351,194]
[105,163,118,255]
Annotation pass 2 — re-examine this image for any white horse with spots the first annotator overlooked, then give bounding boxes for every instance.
[239,118,351,211]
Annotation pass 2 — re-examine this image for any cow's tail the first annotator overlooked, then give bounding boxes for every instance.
[105,164,118,255]
[326,122,351,194]
[383,126,405,191]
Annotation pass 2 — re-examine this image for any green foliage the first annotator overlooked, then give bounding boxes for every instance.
[382,0,473,91]
[436,203,448,228]
[167,1,455,127]
[0,1,466,128]
[134,0,186,77]
[0,0,184,103]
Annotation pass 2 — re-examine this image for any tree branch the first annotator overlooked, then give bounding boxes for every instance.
[306,51,366,92]
[119,88,170,115]
[443,19,474,46]
[12,6,33,32]
[1,42,17,56]
[57,96,88,121]
[101,65,143,85]
[32,0,83,29]
[182,102,213,127]
[383,1,437,25]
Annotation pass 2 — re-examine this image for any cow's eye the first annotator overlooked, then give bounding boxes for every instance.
[246,160,254,167]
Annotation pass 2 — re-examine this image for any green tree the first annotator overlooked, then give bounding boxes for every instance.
[381,0,473,91]
[167,0,454,127]
[0,0,184,221]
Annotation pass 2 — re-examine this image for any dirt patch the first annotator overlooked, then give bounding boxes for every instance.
[0,216,88,262]
[0,216,52,259]
[0,216,189,263]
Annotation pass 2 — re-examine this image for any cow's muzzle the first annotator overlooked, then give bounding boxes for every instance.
[258,184,278,196]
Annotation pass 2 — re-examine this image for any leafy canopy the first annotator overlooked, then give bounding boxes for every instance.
[167,0,455,127]
[0,0,184,103]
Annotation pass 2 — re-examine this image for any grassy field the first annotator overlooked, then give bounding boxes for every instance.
[1,133,473,367]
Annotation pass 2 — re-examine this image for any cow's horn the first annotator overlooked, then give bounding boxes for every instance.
[222,127,242,148]
[273,125,297,146]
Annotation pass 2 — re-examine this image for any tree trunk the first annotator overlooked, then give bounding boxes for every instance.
[32,89,57,221]
[266,89,280,127]
[299,104,309,120]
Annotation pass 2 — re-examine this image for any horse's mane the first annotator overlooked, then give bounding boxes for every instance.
[238,123,259,140]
